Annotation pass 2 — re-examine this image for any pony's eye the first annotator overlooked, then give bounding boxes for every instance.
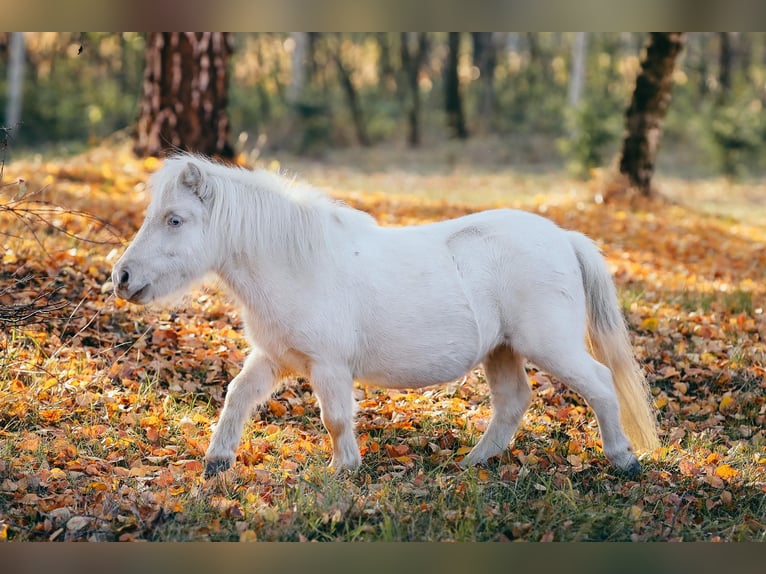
[167,214,183,227]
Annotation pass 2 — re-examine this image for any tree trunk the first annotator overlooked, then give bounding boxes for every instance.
[133,32,234,159]
[471,32,497,120]
[718,32,732,97]
[445,32,467,139]
[5,33,25,132]
[376,33,396,92]
[568,32,588,107]
[618,32,684,197]
[333,35,370,147]
[287,32,308,104]
[400,32,428,147]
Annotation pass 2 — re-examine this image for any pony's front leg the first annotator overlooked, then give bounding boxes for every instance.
[310,363,361,470]
[204,350,277,477]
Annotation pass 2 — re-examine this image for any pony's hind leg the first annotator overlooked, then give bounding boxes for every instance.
[527,346,640,475]
[205,349,277,477]
[463,346,532,466]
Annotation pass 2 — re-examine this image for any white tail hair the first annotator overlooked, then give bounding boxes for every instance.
[568,231,660,452]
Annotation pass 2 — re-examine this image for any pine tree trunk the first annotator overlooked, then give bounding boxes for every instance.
[134,32,234,159]
[618,32,684,197]
[445,32,467,139]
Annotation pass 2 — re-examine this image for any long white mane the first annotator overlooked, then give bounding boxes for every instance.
[149,154,373,268]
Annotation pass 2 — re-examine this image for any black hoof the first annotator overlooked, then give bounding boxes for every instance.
[204,459,231,478]
[621,459,641,479]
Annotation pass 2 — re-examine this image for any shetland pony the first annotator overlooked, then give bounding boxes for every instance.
[112,154,658,478]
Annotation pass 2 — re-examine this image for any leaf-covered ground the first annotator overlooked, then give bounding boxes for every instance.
[0,143,764,541]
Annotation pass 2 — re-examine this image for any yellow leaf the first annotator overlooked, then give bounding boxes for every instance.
[719,394,735,412]
[239,529,258,542]
[143,156,161,171]
[49,468,67,480]
[629,505,643,521]
[639,317,659,332]
[0,522,8,541]
[456,446,472,456]
[714,464,739,482]
[477,468,490,482]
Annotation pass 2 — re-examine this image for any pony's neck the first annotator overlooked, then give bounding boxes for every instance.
[211,172,328,306]
[215,171,328,264]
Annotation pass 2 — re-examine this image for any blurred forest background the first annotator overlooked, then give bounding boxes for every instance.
[2,32,765,181]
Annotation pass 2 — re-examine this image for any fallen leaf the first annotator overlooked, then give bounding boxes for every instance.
[66,516,91,532]
[639,317,659,332]
[714,464,739,482]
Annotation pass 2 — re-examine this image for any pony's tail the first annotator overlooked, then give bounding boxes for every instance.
[567,231,660,453]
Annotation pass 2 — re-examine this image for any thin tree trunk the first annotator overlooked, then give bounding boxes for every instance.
[445,32,468,139]
[5,33,25,131]
[288,32,307,104]
[471,32,497,121]
[376,33,396,92]
[568,32,588,107]
[618,32,684,197]
[333,35,370,147]
[400,32,428,147]
[718,32,732,97]
[134,32,234,159]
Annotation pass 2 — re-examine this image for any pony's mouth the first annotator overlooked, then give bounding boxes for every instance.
[120,284,151,304]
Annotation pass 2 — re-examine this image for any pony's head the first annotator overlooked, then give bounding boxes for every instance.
[112,156,217,304]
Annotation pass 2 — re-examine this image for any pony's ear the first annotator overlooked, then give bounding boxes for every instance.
[179,162,209,201]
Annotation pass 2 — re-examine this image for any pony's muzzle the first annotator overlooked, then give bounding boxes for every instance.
[112,264,148,302]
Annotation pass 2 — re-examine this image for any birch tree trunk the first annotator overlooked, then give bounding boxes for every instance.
[568,32,587,107]
[5,33,25,131]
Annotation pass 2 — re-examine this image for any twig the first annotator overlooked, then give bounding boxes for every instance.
[0,276,69,329]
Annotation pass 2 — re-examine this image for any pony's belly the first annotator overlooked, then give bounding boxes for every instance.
[355,350,480,390]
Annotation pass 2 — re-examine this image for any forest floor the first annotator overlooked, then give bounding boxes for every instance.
[0,140,764,541]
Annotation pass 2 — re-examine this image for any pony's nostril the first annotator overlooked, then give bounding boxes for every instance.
[119,269,130,286]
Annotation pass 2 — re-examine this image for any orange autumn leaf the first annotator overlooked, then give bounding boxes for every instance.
[714,464,739,482]
[385,444,410,458]
[268,399,287,417]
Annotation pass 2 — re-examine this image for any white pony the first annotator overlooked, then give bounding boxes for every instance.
[112,154,659,478]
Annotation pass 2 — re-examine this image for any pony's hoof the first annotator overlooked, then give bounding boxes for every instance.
[204,459,231,478]
[620,459,641,479]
